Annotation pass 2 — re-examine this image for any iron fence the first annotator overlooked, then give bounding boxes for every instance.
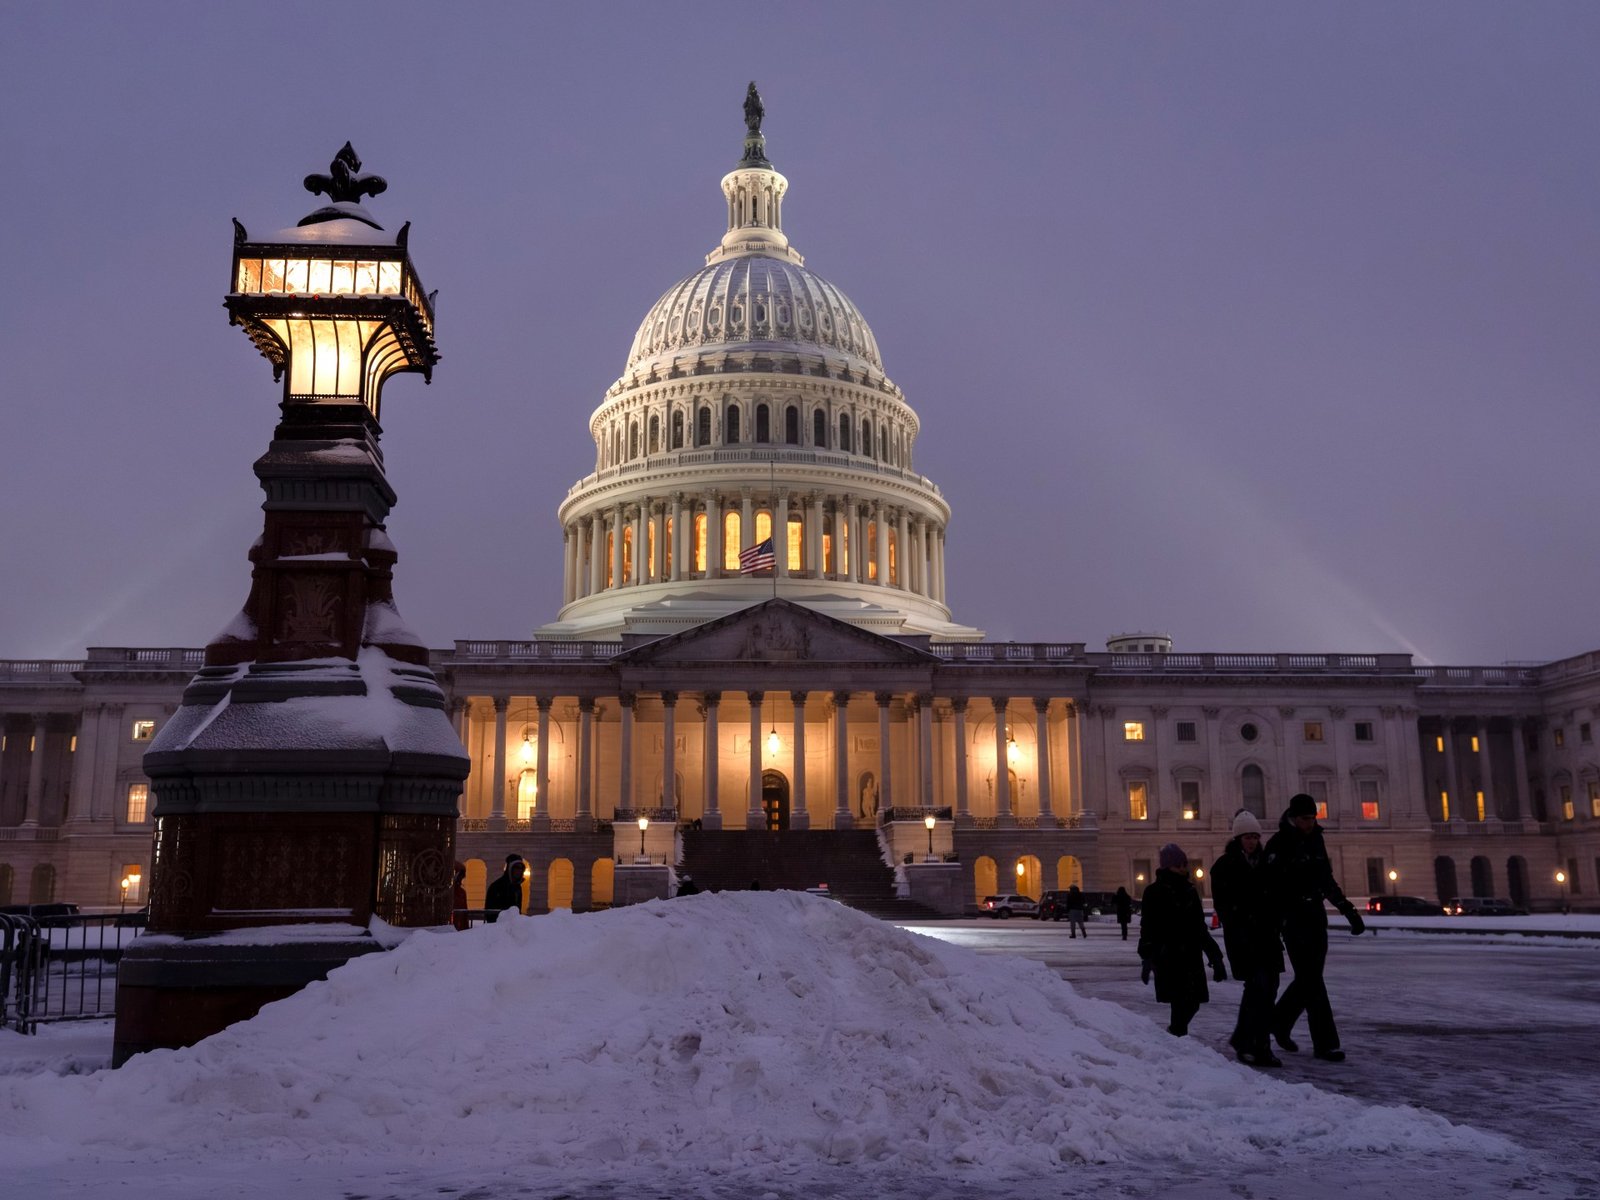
[0,911,146,1034]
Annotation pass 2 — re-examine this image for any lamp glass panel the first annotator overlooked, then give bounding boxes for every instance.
[307,259,333,294]
[263,259,286,292]
[330,260,355,294]
[237,258,262,292]
[354,261,379,294]
[284,258,309,292]
[378,261,402,294]
[311,321,339,393]
[287,320,314,393]
[335,320,362,395]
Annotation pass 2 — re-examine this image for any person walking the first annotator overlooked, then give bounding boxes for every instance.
[1065,884,1088,939]
[1138,844,1226,1036]
[484,854,527,923]
[1211,810,1283,1066]
[450,862,470,931]
[1113,887,1134,940]
[1265,793,1366,1062]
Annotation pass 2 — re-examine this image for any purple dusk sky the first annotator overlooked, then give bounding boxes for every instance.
[2,3,1596,666]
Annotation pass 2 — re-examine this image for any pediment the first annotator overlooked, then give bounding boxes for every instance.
[614,599,939,666]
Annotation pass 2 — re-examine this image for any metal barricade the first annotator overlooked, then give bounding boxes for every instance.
[0,911,146,1034]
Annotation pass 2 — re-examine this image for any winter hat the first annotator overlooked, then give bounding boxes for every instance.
[1231,810,1263,837]
[1158,843,1188,871]
[1286,793,1318,818]
[505,852,526,866]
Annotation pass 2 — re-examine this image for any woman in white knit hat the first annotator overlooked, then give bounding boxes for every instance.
[1210,809,1284,1066]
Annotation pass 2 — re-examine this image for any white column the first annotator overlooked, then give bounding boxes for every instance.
[918,695,935,809]
[896,508,910,589]
[790,691,809,829]
[534,698,551,830]
[630,505,645,586]
[934,530,947,602]
[748,691,764,826]
[1476,718,1494,821]
[653,502,668,583]
[701,692,722,828]
[874,503,891,587]
[671,494,685,582]
[833,690,851,827]
[1151,705,1170,824]
[1034,697,1053,818]
[775,490,789,577]
[876,693,894,812]
[851,500,866,582]
[1441,719,1461,821]
[577,698,594,822]
[953,698,970,820]
[1065,701,1084,819]
[490,697,508,829]
[610,505,625,591]
[588,513,605,595]
[562,527,575,604]
[661,692,678,812]
[706,490,723,578]
[65,705,98,824]
[619,694,635,815]
[1510,718,1531,820]
[741,489,754,558]
[1330,706,1352,820]
[808,493,824,576]
[993,697,1013,823]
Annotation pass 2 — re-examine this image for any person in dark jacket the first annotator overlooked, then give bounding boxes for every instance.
[484,854,526,923]
[1138,844,1226,1036]
[1211,810,1284,1066]
[451,862,470,931]
[1265,794,1366,1061]
[1064,884,1088,938]
[1113,887,1134,940]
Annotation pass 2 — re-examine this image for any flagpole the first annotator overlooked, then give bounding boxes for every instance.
[770,456,778,600]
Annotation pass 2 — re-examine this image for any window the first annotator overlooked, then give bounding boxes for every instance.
[1132,858,1152,897]
[1582,723,1593,744]
[1175,721,1196,743]
[696,406,711,446]
[647,414,660,454]
[628,421,639,459]
[131,720,155,742]
[755,404,770,442]
[1470,735,1480,753]
[1126,781,1148,821]
[723,512,741,571]
[1354,722,1374,742]
[1366,858,1386,895]
[1440,790,1450,821]
[1179,780,1200,821]
[1560,785,1573,821]
[692,513,707,572]
[1475,790,1485,821]
[785,405,799,445]
[725,404,741,444]
[861,418,873,456]
[1590,782,1600,820]
[1305,780,1329,820]
[813,409,827,447]
[1240,723,1258,743]
[1435,735,1445,753]
[839,414,852,453]
[1358,779,1381,821]
[1123,721,1145,742]
[120,865,144,903]
[126,784,149,824]
[1303,721,1324,743]
[1554,728,1565,748]
[670,410,684,449]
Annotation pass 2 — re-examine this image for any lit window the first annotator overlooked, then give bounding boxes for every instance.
[1470,735,1480,753]
[517,770,538,821]
[1588,782,1600,819]
[1176,721,1196,743]
[1475,790,1485,821]
[1359,779,1380,820]
[126,784,149,824]
[1180,780,1200,821]
[1440,790,1451,821]
[1303,722,1324,743]
[1435,736,1445,753]
[69,735,77,753]
[1123,721,1145,742]
[1305,780,1329,821]
[131,720,155,742]
[120,865,143,903]
[1127,781,1149,821]
[1554,728,1565,747]
[1560,786,1574,821]
[1354,722,1374,742]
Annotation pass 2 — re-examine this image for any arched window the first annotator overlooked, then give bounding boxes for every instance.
[755,510,773,544]
[1470,855,1494,898]
[29,863,55,905]
[628,421,639,460]
[1240,765,1266,818]
[1434,856,1459,904]
[517,769,538,820]
[880,427,889,460]
[725,404,741,445]
[696,406,711,446]
[548,859,574,912]
[592,859,615,907]
[693,512,707,571]
[671,410,684,449]
[839,414,852,453]
[723,511,741,571]
[973,856,998,905]
[647,414,660,454]
[785,405,799,445]
[755,403,770,442]
[1507,856,1529,908]
[861,417,873,457]
[813,409,827,447]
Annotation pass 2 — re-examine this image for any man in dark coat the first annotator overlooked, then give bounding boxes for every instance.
[1138,844,1226,1036]
[484,854,526,923]
[1113,887,1134,940]
[1211,810,1284,1066]
[1265,793,1366,1061]
[1064,884,1088,938]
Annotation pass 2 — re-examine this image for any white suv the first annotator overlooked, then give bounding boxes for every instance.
[981,893,1039,919]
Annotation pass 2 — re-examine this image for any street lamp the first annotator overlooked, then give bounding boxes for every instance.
[1388,868,1399,895]
[120,876,131,915]
[638,815,649,860]
[766,726,780,757]
[924,813,936,859]
[1556,869,1569,914]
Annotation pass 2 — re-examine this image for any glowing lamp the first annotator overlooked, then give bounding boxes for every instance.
[520,733,535,764]
[1006,737,1019,766]
[924,813,936,857]
[225,143,438,422]
[766,727,780,756]
[637,815,650,858]
[1015,861,1026,878]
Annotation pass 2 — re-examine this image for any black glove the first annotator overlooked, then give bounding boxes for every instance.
[1140,961,1152,986]
[1346,910,1366,936]
[1211,960,1226,983]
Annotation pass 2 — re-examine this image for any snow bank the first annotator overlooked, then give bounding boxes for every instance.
[0,894,1509,1181]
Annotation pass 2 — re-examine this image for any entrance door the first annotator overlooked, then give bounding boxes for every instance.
[762,770,790,831]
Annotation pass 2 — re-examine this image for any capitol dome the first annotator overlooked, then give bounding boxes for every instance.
[539,89,981,643]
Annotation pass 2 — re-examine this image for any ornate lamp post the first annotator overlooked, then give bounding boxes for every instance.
[114,145,467,1066]
[638,815,650,860]
[924,813,936,859]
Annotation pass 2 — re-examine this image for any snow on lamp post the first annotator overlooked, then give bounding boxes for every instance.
[117,144,467,1067]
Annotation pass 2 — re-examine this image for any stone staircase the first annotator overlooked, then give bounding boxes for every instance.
[679,828,944,921]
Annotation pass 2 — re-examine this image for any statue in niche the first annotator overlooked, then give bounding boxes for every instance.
[858,771,879,819]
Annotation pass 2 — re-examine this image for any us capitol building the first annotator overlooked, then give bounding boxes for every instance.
[3,94,1597,917]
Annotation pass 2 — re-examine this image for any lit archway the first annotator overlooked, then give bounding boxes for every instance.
[548,859,574,911]
[464,859,487,909]
[974,855,998,904]
[517,769,538,820]
[591,859,614,909]
[1056,855,1083,889]
[1015,854,1043,901]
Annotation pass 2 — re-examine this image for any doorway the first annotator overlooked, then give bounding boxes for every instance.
[762,769,790,831]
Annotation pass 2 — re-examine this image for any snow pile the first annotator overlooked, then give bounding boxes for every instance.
[0,894,1508,1180]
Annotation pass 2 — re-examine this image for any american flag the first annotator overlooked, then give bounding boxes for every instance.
[739,536,776,574]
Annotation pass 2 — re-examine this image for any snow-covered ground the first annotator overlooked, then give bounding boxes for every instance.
[1,895,1594,1199]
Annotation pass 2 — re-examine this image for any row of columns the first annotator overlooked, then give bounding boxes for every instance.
[464,693,1061,828]
[1429,715,1543,822]
[562,492,947,605]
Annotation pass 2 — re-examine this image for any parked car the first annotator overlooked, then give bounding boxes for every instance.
[980,893,1038,919]
[1367,895,1445,916]
[1447,897,1527,917]
[1036,890,1071,920]
[1081,890,1138,917]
